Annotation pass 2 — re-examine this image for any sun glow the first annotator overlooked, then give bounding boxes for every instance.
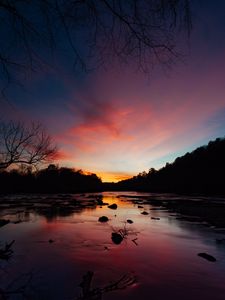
[96,172,133,183]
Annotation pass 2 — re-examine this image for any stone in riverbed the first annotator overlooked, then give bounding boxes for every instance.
[108,204,117,210]
[141,211,149,215]
[127,219,133,224]
[98,216,109,223]
[111,232,123,244]
[198,252,216,262]
[0,219,10,227]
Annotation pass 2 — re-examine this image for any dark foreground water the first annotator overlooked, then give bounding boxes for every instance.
[0,192,225,300]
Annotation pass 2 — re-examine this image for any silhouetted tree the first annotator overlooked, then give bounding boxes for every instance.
[0,121,57,170]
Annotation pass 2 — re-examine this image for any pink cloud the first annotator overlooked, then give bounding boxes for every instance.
[50,54,225,176]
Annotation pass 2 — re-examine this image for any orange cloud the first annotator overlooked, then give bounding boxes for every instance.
[52,56,225,175]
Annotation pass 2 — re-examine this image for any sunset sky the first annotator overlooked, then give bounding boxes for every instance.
[1,1,225,182]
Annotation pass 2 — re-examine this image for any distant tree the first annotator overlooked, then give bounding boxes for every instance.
[0,0,192,93]
[46,164,59,171]
[148,167,156,174]
[0,121,57,170]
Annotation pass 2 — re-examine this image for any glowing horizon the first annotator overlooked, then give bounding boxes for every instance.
[91,171,133,183]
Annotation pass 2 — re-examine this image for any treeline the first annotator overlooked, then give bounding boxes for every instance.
[0,164,102,193]
[115,137,225,195]
[1,137,225,195]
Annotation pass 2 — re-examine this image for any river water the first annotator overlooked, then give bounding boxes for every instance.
[0,192,225,300]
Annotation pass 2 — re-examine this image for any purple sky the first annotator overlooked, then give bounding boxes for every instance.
[2,1,225,182]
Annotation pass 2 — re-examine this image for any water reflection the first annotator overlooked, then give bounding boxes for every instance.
[0,192,225,299]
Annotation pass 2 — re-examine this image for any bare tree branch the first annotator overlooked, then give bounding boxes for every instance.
[0,121,58,170]
[0,0,192,94]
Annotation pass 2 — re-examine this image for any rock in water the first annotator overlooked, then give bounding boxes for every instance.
[108,204,117,210]
[111,232,123,244]
[127,219,133,224]
[198,253,216,262]
[98,216,109,222]
[141,211,149,215]
[0,219,10,227]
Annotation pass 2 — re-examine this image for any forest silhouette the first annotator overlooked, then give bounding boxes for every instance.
[0,136,225,195]
[114,137,225,195]
[0,165,102,193]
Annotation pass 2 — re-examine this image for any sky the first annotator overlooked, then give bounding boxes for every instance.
[1,0,225,182]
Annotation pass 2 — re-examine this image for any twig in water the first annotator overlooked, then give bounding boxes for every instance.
[0,240,15,260]
[77,271,136,300]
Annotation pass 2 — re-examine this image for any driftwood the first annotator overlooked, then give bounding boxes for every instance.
[0,272,34,300]
[77,272,136,300]
[0,240,15,260]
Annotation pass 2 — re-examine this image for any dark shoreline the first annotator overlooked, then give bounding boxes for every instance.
[1,188,225,197]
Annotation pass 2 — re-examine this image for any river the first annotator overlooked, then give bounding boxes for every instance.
[0,192,225,299]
